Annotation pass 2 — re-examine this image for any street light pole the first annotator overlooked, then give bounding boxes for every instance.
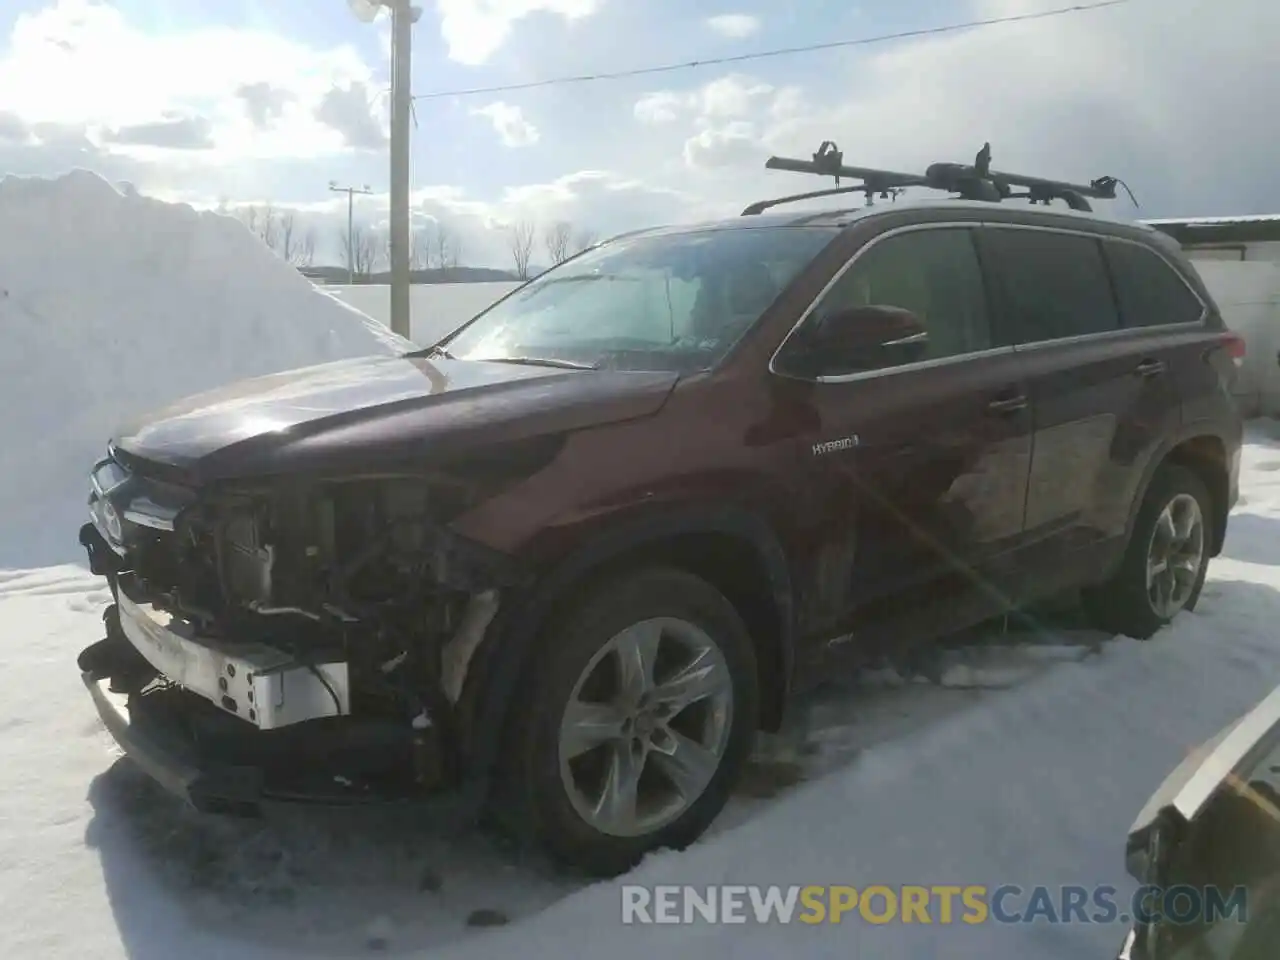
[329,181,373,284]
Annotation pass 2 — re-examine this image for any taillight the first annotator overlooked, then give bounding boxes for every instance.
[1221,333,1246,366]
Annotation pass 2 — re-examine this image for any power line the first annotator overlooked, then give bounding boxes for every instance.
[411,0,1131,102]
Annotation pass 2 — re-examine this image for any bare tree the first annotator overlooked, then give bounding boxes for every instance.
[235,203,288,256]
[448,233,465,269]
[435,221,458,271]
[337,224,379,279]
[366,222,384,273]
[544,221,573,265]
[259,203,279,252]
[410,225,432,270]
[278,210,301,264]
[337,224,357,277]
[509,220,535,280]
[574,228,599,254]
[298,226,317,267]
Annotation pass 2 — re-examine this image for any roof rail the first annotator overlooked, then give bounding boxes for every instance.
[742,142,1131,216]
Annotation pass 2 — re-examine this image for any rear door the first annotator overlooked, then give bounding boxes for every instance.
[772,223,1033,654]
[1102,237,1231,428]
[977,224,1182,601]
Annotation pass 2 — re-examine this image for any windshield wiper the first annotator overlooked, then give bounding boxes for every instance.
[487,356,597,370]
[532,273,637,288]
[407,345,454,359]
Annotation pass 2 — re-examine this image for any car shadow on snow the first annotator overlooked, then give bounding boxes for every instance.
[80,611,1118,959]
[79,428,1280,959]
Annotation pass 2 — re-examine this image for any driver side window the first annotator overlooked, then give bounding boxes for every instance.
[779,226,993,378]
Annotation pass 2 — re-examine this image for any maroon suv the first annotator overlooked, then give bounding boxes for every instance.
[78,195,1243,876]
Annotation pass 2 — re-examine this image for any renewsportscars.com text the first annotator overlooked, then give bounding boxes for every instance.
[620,884,1248,926]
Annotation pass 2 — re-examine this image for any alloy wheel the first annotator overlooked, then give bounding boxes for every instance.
[1145,492,1205,620]
[557,617,734,838]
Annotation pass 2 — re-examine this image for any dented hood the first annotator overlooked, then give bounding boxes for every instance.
[111,354,678,484]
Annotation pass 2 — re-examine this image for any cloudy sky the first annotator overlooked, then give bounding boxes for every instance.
[0,0,1275,269]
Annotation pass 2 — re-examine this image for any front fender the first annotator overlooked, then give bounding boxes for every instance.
[455,503,795,794]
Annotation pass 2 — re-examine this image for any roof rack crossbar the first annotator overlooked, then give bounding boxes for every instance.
[744,141,1124,216]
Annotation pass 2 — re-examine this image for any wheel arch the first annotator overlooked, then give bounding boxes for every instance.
[457,505,796,791]
[1126,427,1232,561]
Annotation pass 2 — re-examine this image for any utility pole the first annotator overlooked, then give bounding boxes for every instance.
[388,0,420,341]
[329,181,373,284]
[346,0,420,341]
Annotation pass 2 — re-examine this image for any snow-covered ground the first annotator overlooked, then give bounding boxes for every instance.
[5,428,1280,959]
[3,171,1280,959]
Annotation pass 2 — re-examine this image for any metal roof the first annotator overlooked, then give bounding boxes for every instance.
[1140,214,1280,246]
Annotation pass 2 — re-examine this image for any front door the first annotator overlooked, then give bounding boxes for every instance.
[772,224,1033,661]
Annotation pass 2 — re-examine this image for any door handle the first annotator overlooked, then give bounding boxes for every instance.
[1134,359,1166,378]
[986,394,1028,415]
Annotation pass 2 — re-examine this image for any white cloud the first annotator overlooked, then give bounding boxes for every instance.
[434,0,602,66]
[633,91,685,125]
[471,101,540,147]
[6,0,1279,277]
[0,0,382,163]
[683,121,765,169]
[636,0,1280,220]
[705,14,761,39]
[634,74,774,125]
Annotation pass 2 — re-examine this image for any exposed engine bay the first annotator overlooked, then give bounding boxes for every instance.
[82,454,522,794]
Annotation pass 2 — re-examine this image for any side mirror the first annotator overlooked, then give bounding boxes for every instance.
[797,304,928,375]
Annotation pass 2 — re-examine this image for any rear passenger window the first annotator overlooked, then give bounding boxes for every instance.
[1105,241,1205,327]
[986,228,1119,344]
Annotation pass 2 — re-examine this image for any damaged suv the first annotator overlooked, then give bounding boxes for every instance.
[78,145,1243,876]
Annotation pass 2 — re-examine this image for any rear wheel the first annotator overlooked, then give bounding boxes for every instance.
[1084,464,1213,639]
[496,566,759,876]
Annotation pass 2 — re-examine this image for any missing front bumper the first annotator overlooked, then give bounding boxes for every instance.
[82,634,443,814]
[114,575,350,731]
[84,669,266,815]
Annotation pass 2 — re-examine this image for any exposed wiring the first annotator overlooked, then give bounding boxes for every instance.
[411,1,1132,102]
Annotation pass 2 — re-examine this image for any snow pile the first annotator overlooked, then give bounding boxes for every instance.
[0,170,411,568]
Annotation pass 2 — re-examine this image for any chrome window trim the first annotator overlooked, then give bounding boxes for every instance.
[982,220,1211,329]
[767,218,1211,385]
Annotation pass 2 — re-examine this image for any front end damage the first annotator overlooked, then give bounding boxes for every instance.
[78,447,517,814]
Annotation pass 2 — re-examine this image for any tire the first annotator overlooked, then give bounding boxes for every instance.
[494,566,759,877]
[1083,464,1214,640]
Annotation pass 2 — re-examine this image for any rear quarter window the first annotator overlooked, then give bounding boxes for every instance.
[1104,240,1206,328]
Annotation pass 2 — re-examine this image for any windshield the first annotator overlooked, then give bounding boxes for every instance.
[435,226,838,373]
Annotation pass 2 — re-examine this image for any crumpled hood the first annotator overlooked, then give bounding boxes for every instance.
[112,354,679,484]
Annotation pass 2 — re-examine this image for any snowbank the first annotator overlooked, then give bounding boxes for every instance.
[0,170,411,568]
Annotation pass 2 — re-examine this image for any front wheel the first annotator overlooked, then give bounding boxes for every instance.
[1084,464,1213,640]
[497,566,759,877]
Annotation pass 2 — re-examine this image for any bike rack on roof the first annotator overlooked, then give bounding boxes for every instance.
[742,141,1134,216]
